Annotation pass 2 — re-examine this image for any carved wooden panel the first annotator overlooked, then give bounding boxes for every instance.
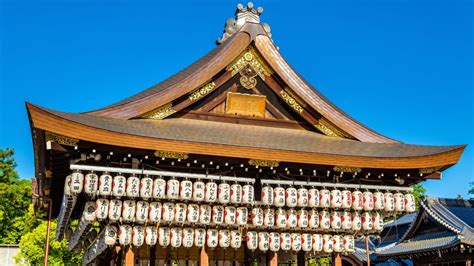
[225,92,266,118]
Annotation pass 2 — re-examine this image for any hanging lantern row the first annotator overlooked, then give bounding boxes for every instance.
[104,224,355,254]
[91,199,385,232]
[261,186,416,213]
[66,172,255,205]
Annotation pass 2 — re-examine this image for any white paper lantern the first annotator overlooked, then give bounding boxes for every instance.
[261,186,273,205]
[205,182,218,203]
[98,174,112,196]
[180,180,193,201]
[258,232,269,251]
[152,178,166,199]
[352,212,362,231]
[405,193,416,213]
[330,189,342,208]
[207,229,218,248]
[182,228,194,248]
[194,228,206,247]
[363,191,374,211]
[170,227,182,248]
[70,172,84,194]
[174,203,187,223]
[126,176,140,198]
[251,207,263,226]
[135,201,149,224]
[273,187,286,207]
[394,192,405,212]
[297,209,308,228]
[236,207,248,225]
[199,205,211,225]
[263,208,275,227]
[291,233,302,252]
[193,181,205,201]
[149,202,162,223]
[287,209,297,228]
[122,200,136,222]
[219,230,231,248]
[158,227,171,247]
[84,173,98,195]
[323,235,333,253]
[166,179,180,200]
[331,211,342,230]
[162,202,175,223]
[224,206,236,225]
[352,190,363,211]
[276,208,287,228]
[133,226,145,247]
[341,190,352,209]
[95,198,109,220]
[297,188,309,207]
[230,183,242,204]
[187,204,199,224]
[286,187,297,207]
[145,226,158,246]
[140,177,153,199]
[83,201,96,222]
[319,189,331,208]
[108,199,122,221]
[212,205,224,224]
[319,210,331,230]
[242,184,254,204]
[302,233,312,252]
[308,209,319,228]
[112,175,126,198]
[312,234,323,252]
[218,183,231,204]
[384,192,395,212]
[333,235,344,253]
[341,211,352,230]
[362,212,373,231]
[269,232,280,252]
[343,235,355,252]
[119,225,132,246]
[246,231,258,250]
[374,191,385,210]
[308,188,320,207]
[105,225,117,246]
[230,230,242,249]
[280,233,291,251]
[373,212,384,231]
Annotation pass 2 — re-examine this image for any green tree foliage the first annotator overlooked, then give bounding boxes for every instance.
[0,148,32,244]
[15,220,83,265]
[411,183,426,209]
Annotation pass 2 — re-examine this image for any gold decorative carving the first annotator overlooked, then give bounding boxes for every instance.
[189,82,216,101]
[45,132,78,146]
[333,166,362,173]
[225,92,266,117]
[239,65,258,89]
[142,103,176,120]
[154,150,189,160]
[419,166,442,174]
[279,90,303,113]
[315,118,352,139]
[227,47,272,80]
[248,159,279,167]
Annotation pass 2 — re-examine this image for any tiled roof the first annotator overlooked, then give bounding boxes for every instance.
[384,212,418,227]
[36,107,463,159]
[377,235,459,256]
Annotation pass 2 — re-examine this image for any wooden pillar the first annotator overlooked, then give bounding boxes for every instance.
[267,252,278,266]
[333,253,342,266]
[297,251,305,266]
[467,258,471,266]
[125,246,135,266]
[149,245,156,266]
[43,199,52,266]
[200,247,209,266]
[365,236,370,266]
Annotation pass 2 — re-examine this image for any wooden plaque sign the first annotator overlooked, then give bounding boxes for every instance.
[225,92,266,118]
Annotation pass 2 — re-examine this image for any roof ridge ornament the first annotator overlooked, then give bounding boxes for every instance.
[217,2,272,45]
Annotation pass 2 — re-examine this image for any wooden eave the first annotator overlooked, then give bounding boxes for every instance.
[26,102,465,170]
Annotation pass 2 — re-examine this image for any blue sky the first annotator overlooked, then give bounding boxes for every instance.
[1,0,472,197]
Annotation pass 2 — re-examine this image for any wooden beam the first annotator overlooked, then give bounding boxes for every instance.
[333,253,342,266]
[268,252,278,266]
[200,247,209,266]
[297,251,305,266]
[365,236,370,266]
[199,83,238,112]
[125,246,135,266]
